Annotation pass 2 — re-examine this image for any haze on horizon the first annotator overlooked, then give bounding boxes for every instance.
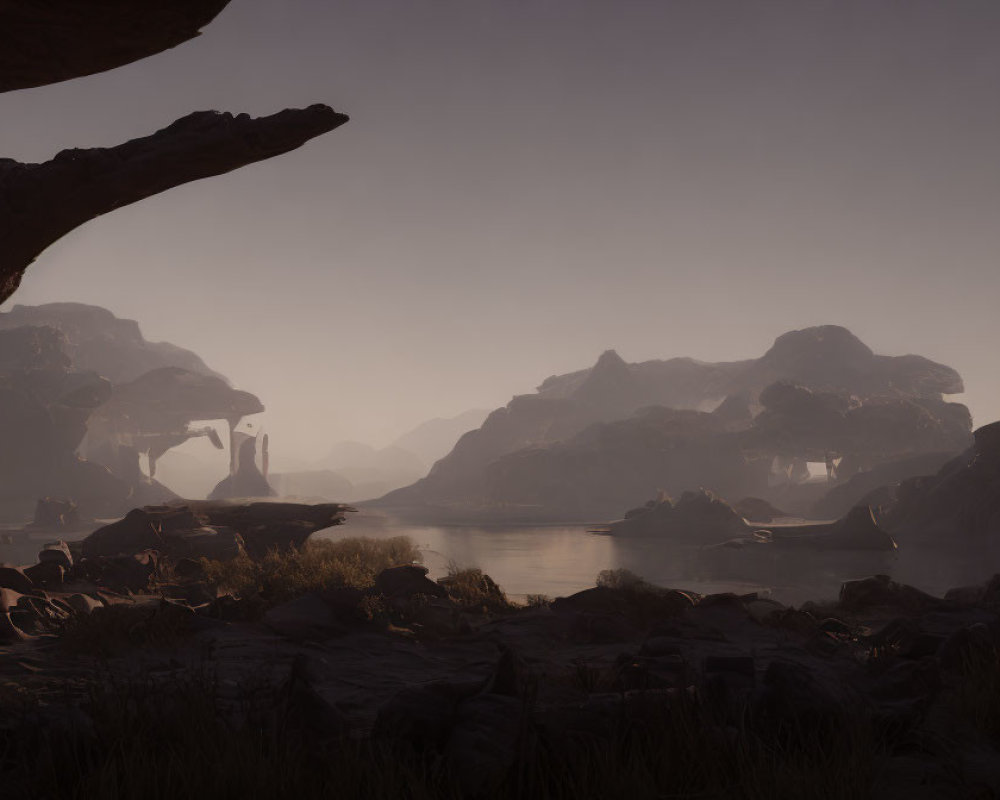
[1,0,998,466]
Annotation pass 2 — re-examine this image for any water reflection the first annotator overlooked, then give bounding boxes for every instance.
[320,513,777,601]
[324,512,991,605]
[1,510,993,607]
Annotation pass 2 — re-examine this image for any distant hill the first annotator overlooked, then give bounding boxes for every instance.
[0,302,225,384]
[316,441,426,501]
[391,409,491,467]
[376,325,971,521]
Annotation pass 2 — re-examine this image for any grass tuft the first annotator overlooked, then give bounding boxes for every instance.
[438,566,514,614]
[200,536,421,606]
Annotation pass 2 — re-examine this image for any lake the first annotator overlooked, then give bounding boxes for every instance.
[317,511,900,605]
[2,510,987,606]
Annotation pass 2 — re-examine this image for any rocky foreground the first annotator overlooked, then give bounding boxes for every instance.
[2,504,1000,798]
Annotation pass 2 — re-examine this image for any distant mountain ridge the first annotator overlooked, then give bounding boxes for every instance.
[377,325,970,520]
[0,302,225,385]
[391,408,491,467]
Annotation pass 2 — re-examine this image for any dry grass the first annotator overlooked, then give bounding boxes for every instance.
[200,536,421,605]
[0,675,893,800]
[438,565,514,614]
[595,567,657,593]
[953,644,1000,741]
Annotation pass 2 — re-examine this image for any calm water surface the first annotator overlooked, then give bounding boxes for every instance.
[2,511,989,607]
[317,512,852,604]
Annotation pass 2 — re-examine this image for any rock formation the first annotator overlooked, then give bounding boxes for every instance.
[80,501,350,561]
[377,326,971,521]
[208,434,276,500]
[881,421,1000,547]
[0,305,268,520]
[0,1,347,302]
[0,106,347,302]
[0,0,231,92]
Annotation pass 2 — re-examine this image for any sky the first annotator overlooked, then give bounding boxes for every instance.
[1,0,999,464]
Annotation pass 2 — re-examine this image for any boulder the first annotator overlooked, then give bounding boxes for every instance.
[0,565,34,594]
[374,565,446,601]
[24,561,64,590]
[839,575,942,613]
[38,540,73,570]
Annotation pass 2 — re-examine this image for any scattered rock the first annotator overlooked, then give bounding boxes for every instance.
[0,564,34,594]
[374,564,446,602]
[839,574,942,613]
[38,540,72,570]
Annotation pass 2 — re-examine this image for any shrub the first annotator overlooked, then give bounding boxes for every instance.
[595,568,656,593]
[437,566,513,615]
[200,536,421,606]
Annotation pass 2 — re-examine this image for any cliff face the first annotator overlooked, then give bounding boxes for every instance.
[0,325,122,519]
[0,303,223,385]
[378,326,971,521]
[0,305,268,520]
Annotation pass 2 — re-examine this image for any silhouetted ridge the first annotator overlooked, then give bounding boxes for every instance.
[376,325,972,522]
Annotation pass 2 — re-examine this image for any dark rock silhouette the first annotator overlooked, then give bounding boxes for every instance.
[80,501,351,561]
[1,1,348,302]
[0,0,232,92]
[881,421,1000,547]
[809,450,958,520]
[0,105,347,302]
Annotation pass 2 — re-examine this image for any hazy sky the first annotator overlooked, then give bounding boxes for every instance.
[2,0,999,463]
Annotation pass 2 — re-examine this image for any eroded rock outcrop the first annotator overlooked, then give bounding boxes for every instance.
[0,305,271,519]
[0,325,124,520]
[80,501,351,561]
[0,0,232,93]
[0,105,347,301]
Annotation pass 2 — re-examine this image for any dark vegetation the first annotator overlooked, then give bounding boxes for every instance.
[4,543,1000,798]
[0,678,887,800]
